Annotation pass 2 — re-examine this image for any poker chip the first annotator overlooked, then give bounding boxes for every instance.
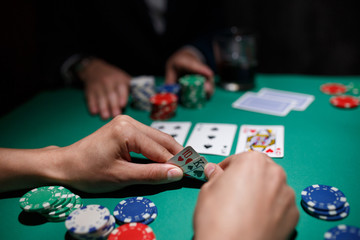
[156,83,181,96]
[320,83,347,95]
[65,204,111,235]
[130,76,156,111]
[301,200,349,216]
[139,201,158,225]
[45,194,83,222]
[19,186,61,212]
[113,197,157,224]
[301,185,347,211]
[301,200,350,221]
[150,93,177,120]
[330,95,359,109]
[324,225,360,240]
[108,223,156,240]
[179,75,206,109]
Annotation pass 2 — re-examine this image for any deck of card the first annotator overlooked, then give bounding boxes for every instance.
[168,146,208,181]
[232,88,315,116]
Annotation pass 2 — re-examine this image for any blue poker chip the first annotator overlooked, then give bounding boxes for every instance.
[113,197,154,223]
[301,201,350,221]
[324,225,360,239]
[301,185,347,211]
[140,203,158,225]
[301,200,349,217]
[156,84,181,96]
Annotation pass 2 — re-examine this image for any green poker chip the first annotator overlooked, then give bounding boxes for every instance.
[45,195,83,222]
[19,186,61,212]
[179,75,206,109]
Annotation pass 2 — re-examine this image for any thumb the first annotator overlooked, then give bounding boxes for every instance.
[204,163,223,180]
[124,162,183,184]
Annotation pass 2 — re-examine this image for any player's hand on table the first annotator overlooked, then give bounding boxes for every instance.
[193,151,299,240]
[165,47,215,97]
[78,58,131,120]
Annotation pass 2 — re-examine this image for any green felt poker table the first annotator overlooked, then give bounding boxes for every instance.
[0,74,359,240]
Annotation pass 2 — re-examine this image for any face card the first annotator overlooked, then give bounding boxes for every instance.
[151,121,192,146]
[168,146,200,167]
[185,123,237,156]
[182,156,208,181]
[257,88,315,111]
[232,92,296,116]
[236,125,284,158]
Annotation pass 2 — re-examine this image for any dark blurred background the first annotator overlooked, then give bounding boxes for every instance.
[1,0,359,116]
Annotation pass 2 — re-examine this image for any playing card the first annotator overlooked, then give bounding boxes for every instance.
[236,125,284,158]
[232,92,296,116]
[185,123,237,156]
[182,156,208,181]
[151,121,192,146]
[168,146,200,167]
[258,88,315,111]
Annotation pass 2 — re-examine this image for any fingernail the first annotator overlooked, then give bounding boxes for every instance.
[205,163,215,177]
[167,167,183,181]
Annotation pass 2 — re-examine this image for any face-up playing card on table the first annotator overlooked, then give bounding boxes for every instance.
[168,146,200,167]
[236,125,284,158]
[185,123,237,156]
[151,121,192,146]
[182,156,208,181]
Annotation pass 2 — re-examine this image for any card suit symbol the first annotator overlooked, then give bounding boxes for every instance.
[187,165,193,171]
[208,135,215,139]
[204,144,212,149]
[211,127,218,131]
[250,129,256,133]
[178,156,184,162]
[223,145,227,148]
[158,126,165,130]
[266,149,274,153]
[185,158,193,164]
[174,125,181,129]
[171,134,178,138]
[193,170,203,177]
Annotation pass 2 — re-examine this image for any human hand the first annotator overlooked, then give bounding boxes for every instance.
[165,48,215,96]
[78,58,131,120]
[52,115,183,193]
[193,151,299,240]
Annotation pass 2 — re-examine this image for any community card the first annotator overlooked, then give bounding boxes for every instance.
[182,156,208,181]
[151,121,192,146]
[258,88,315,111]
[235,125,284,158]
[168,146,200,167]
[185,123,237,156]
[232,92,296,116]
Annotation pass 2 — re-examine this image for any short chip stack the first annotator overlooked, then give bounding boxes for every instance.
[156,83,181,97]
[19,186,83,222]
[179,75,206,108]
[320,82,360,109]
[324,225,360,240]
[130,76,156,111]
[301,184,350,221]
[65,204,115,240]
[108,223,156,240]
[113,197,158,225]
[150,93,178,120]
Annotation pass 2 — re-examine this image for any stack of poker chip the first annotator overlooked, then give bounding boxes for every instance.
[65,204,115,240]
[156,83,181,97]
[19,186,83,222]
[324,225,360,240]
[108,223,156,240]
[179,75,206,109]
[113,197,158,225]
[301,184,350,221]
[130,76,156,111]
[150,93,178,120]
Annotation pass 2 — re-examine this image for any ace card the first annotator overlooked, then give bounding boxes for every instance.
[151,121,192,146]
[236,125,284,158]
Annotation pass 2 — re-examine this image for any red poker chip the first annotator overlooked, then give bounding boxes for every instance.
[320,83,347,95]
[108,223,156,240]
[150,93,177,105]
[330,95,359,108]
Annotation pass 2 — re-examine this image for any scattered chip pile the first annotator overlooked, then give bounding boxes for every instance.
[108,223,156,240]
[65,204,115,240]
[113,197,158,225]
[179,75,206,108]
[301,184,349,221]
[320,82,360,109]
[130,76,156,111]
[150,93,178,120]
[19,186,82,222]
[324,225,360,240]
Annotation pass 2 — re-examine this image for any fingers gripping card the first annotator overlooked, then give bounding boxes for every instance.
[236,125,284,158]
[182,156,208,181]
[168,146,200,167]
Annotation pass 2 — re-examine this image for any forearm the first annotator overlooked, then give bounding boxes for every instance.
[0,147,68,192]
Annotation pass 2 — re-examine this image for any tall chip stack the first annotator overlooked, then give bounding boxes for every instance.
[179,75,206,108]
[130,76,156,111]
